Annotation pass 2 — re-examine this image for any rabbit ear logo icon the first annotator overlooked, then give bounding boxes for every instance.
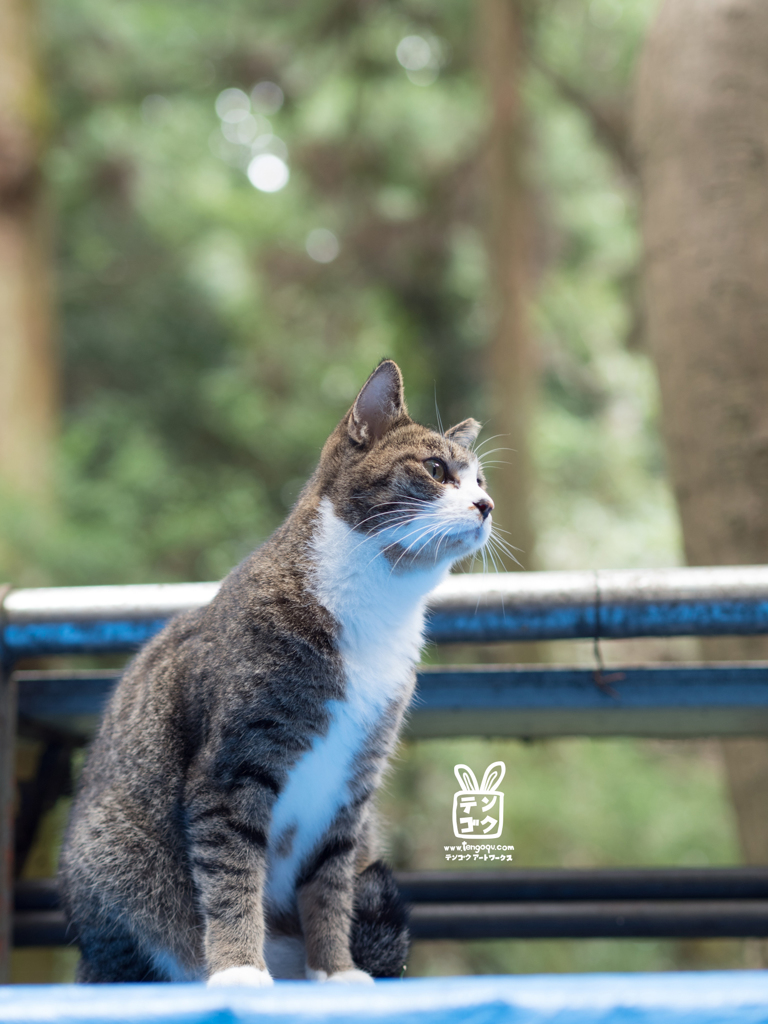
[452,761,506,840]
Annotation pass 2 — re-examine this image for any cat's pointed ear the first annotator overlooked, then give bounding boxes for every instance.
[348,360,406,445]
[445,418,481,449]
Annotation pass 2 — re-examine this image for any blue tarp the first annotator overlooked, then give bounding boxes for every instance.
[2,973,768,1024]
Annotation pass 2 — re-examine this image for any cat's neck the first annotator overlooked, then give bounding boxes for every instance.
[308,496,449,653]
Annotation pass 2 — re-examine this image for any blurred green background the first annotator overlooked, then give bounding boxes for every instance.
[6,0,752,982]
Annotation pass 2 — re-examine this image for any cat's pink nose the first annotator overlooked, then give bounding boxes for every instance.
[474,497,494,520]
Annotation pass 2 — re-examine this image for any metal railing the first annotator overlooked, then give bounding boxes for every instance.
[4,566,768,976]
[6,565,768,656]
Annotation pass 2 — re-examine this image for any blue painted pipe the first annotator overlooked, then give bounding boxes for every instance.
[6,567,768,660]
[5,598,768,659]
[14,664,768,739]
[3,619,168,659]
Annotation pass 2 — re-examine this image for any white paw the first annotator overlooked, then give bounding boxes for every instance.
[306,966,374,985]
[207,965,274,987]
[328,968,375,985]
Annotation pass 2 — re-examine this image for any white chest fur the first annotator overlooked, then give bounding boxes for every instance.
[265,499,447,910]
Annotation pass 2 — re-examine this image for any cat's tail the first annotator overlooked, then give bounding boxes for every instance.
[350,861,410,978]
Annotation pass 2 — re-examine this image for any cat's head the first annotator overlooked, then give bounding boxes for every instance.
[314,360,494,571]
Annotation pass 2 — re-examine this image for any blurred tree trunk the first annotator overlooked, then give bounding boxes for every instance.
[0,0,56,499]
[635,0,768,959]
[480,0,535,571]
[0,0,56,984]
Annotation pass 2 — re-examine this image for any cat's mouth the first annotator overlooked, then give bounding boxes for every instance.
[379,512,491,572]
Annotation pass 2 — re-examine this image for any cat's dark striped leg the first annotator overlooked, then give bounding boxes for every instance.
[294,722,402,984]
[186,777,276,987]
[296,812,374,985]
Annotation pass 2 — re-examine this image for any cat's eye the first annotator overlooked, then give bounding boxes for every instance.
[424,458,447,483]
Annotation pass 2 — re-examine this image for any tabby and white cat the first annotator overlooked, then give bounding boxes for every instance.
[59,360,494,985]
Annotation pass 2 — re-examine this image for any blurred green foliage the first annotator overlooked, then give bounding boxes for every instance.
[10,0,746,984]
[8,0,490,586]
[3,0,676,586]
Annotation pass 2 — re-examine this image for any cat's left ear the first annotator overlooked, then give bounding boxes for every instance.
[445,418,482,449]
[348,360,406,445]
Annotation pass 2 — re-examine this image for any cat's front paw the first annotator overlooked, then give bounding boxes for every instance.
[327,968,375,985]
[306,966,375,985]
[207,965,274,987]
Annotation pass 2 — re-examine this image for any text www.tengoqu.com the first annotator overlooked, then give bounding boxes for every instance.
[443,842,514,861]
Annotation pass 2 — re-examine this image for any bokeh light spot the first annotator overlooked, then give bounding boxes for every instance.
[215,88,250,123]
[229,113,261,144]
[396,35,432,71]
[247,154,289,192]
[251,81,284,115]
[396,35,443,86]
[306,229,340,264]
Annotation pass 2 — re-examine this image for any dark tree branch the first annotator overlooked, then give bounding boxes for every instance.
[533,57,636,179]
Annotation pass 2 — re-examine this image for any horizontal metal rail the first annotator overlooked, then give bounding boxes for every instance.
[15,902,768,945]
[396,867,768,902]
[409,901,768,940]
[6,566,768,658]
[15,870,768,945]
[15,662,768,739]
[411,663,768,738]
